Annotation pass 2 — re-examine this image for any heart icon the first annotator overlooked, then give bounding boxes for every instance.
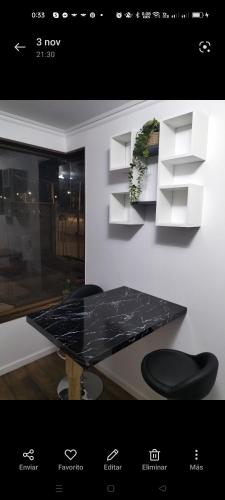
[64,449,77,461]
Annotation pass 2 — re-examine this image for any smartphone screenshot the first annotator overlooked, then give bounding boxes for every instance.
[0,3,223,498]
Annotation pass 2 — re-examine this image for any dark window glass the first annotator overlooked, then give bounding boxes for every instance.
[0,145,85,323]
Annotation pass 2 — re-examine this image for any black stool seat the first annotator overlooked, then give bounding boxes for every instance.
[65,284,103,303]
[141,349,218,400]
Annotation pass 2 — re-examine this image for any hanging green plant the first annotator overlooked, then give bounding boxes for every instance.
[129,119,160,203]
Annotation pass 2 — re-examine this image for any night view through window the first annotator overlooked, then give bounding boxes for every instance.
[0,145,85,322]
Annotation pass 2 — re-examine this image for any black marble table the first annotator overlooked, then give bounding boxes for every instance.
[26,286,187,399]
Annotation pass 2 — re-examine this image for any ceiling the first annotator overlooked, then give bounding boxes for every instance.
[0,100,140,130]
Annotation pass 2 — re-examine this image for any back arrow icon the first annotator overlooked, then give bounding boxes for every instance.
[15,43,26,53]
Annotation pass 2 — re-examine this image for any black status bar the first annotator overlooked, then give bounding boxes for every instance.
[29,9,214,21]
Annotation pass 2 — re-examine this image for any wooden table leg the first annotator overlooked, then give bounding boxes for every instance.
[66,356,83,400]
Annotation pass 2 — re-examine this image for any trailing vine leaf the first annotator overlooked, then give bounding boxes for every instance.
[129,119,160,203]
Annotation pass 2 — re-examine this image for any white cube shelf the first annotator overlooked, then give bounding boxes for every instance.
[156,184,204,227]
[110,131,136,172]
[160,110,208,164]
[156,110,209,228]
[158,157,203,187]
[109,192,144,225]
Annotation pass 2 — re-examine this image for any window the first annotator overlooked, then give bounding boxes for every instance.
[0,142,85,323]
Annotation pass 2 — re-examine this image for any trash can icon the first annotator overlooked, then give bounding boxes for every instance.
[149,449,160,461]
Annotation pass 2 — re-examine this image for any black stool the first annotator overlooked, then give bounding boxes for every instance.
[64,284,103,303]
[58,284,104,400]
[141,349,218,400]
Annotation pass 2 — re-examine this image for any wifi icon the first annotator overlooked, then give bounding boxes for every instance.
[71,13,77,17]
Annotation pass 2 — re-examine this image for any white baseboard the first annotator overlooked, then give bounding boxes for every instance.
[0,346,57,376]
[97,365,161,401]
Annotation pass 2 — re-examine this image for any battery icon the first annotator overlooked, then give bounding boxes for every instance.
[192,12,204,18]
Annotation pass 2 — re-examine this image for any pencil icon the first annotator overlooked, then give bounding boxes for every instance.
[107,449,119,461]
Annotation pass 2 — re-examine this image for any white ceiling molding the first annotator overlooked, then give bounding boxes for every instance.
[0,111,65,135]
[0,111,66,152]
[66,100,163,135]
[0,100,164,152]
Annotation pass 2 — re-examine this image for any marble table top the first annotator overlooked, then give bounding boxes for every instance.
[26,286,187,368]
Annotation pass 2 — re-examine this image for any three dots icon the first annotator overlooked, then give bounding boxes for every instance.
[195,449,199,461]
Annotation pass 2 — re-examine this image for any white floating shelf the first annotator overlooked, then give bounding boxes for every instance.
[109,192,144,225]
[156,184,204,228]
[161,153,205,166]
[110,131,136,172]
[156,223,197,228]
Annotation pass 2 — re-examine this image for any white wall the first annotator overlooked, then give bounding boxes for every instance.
[0,317,56,376]
[0,100,225,400]
[67,100,225,400]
